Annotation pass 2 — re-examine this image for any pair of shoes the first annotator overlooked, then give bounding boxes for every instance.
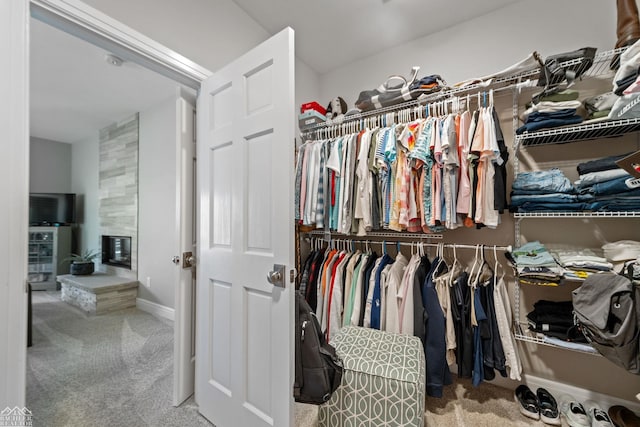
[584,400,614,427]
[514,385,561,425]
[608,405,640,427]
[559,394,591,427]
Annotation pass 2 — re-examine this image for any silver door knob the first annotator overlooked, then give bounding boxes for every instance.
[267,270,282,283]
[172,256,180,265]
[266,264,286,288]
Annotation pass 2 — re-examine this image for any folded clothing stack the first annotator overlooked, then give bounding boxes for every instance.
[510,168,590,213]
[575,154,640,212]
[355,73,447,112]
[602,240,640,275]
[511,241,564,286]
[583,92,617,121]
[516,89,584,135]
[609,39,640,120]
[527,300,586,342]
[547,245,613,281]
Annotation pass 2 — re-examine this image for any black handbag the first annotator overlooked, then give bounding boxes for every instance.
[537,47,597,88]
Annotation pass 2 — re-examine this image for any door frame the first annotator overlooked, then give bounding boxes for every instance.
[2,0,212,407]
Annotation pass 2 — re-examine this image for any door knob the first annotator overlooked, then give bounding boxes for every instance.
[182,251,195,269]
[267,270,281,282]
[172,256,180,265]
[266,264,285,288]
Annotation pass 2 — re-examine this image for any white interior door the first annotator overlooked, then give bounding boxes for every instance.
[174,95,196,406]
[195,28,296,427]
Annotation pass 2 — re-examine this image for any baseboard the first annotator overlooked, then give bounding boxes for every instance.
[487,372,640,413]
[136,298,175,321]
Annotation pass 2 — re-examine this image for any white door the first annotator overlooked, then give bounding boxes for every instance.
[174,95,196,406]
[195,27,296,427]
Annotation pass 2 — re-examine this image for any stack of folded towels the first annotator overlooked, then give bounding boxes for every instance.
[574,153,640,212]
[510,168,588,213]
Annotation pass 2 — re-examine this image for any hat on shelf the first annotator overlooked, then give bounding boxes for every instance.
[326,96,348,120]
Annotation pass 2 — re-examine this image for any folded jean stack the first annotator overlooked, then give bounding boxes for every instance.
[510,241,564,286]
[516,89,584,134]
[575,153,640,211]
[609,39,640,120]
[510,168,589,213]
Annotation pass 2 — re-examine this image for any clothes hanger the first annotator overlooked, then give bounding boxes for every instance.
[467,244,480,288]
[448,244,461,287]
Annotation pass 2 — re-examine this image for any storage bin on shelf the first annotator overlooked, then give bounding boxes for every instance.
[318,326,425,427]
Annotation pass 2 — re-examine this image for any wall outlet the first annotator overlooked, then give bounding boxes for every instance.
[146,276,151,288]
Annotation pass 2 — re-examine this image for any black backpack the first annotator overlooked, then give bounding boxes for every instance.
[572,273,640,375]
[294,291,343,404]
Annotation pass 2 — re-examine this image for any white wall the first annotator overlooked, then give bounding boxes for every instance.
[137,95,181,309]
[320,0,616,108]
[71,134,100,255]
[29,137,71,193]
[295,58,321,116]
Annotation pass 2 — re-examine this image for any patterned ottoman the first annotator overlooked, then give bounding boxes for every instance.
[318,326,425,427]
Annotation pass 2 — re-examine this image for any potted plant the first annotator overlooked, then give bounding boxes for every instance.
[64,249,100,275]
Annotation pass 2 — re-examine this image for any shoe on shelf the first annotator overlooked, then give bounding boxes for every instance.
[608,405,640,427]
[537,388,561,425]
[559,394,591,427]
[515,384,540,420]
[583,400,614,427]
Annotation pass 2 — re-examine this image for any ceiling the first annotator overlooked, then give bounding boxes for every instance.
[30,18,183,145]
[231,0,523,74]
[30,1,522,144]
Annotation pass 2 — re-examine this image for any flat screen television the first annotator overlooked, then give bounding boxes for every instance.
[29,193,76,225]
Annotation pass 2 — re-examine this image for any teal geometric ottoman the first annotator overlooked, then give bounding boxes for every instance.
[318,326,425,427]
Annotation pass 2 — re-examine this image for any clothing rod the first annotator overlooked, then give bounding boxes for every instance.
[304,230,443,240]
[301,79,529,136]
[304,236,512,252]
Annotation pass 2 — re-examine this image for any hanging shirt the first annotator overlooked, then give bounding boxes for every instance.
[493,274,522,381]
[456,111,472,216]
[383,252,409,333]
[354,130,373,234]
[370,254,394,330]
[363,256,384,328]
[344,253,367,326]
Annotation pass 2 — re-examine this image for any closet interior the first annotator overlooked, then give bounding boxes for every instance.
[295,44,640,407]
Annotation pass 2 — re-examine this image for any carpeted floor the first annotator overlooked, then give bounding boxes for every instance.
[27,291,211,427]
[28,291,542,427]
[294,377,545,427]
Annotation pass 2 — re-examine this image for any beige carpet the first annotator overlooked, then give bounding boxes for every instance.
[30,290,544,427]
[295,376,546,427]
